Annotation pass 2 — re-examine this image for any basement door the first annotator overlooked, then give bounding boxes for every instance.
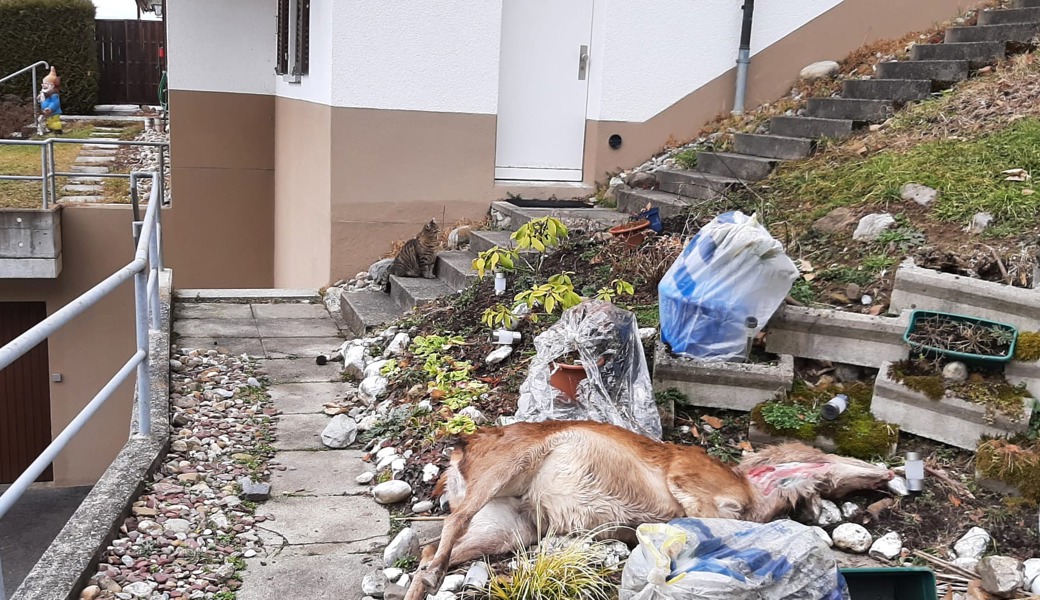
[0,302,52,484]
[495,0,595,182]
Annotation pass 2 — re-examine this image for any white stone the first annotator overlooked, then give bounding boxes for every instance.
[978,556,1023,597]
[361,571,387,597]
[953,557,979,573]
[365,359,390,379]
[459,406,487,425]
[439,574,466,593]
[447,226,472,250]
[967,212,994,233]
[383,527,420,567]
[243,548,257,558]
[412,500,434,513]
[356,471,375,485]
[369,258,394,286]
[121,582,156,598]
[463,561,490,589]
[343,345,369,380]
[869,532,902,560]
[422,463,441,483]
[841,502,861,519]
[356,415,380,432]
[321,414,358,448]
[384,333,411,357]
[832,523,872,554]
[359,375,389,402]
[372,480,412,504]
[954,527,991,560]
[485,345,513,365]
[800,60,840,80]
[811,526,833,548]
[901,183,939,206]
[164,518,192,534]
[397,573,410,588]
[390,458,406,474]
[853,213,896,241]
[817,499,843,526]
[1023,558,1040,588]
[375,446,398,461]
[429,592,457,600]
[943,361,968,383]
[887,476,909,496]
[382,567,403,582]
[638,327,658,343]
[136,520,164,536]
[376,453,400,471]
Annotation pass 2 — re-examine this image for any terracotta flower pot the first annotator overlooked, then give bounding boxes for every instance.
[609,219,651,249]
[549,357,605,403]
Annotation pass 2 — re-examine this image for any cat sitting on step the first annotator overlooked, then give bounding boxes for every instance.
[387,220,440,288]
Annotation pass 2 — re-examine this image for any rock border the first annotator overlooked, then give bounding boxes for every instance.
[12,270,173,600]
[764,305,909,368]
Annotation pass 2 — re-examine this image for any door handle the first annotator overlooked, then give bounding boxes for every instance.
[578,45,589,81]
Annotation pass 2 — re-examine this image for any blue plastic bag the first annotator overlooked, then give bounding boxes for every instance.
[621,518,850,600]
[658,211,797,361]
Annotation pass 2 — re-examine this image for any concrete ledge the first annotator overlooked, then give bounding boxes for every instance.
[0,207,62,279]
[871,360,1033,450]
[174,288,321,303]
[890,261,1040,332]
[652,341,794,411]
[489,200,627,230]
[749,424,839,453]
[1006,358,1040,398]
[764,305,910,368]
[12,270,173,600]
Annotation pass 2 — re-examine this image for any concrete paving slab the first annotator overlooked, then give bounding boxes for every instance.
[63,184,104,193]
[259,358,343,383]
[173,318,259,338]
[272,413,331,450]
[251,303,330,319]
[58,196,104,203]
[174,303,254,319]
[256,318,340,338]
[261,337,342,359]
[268,382,354,414]
[173,337,266,358]
[259,495,388,549]
[175,289,320,302]
[271,450,371,496]
[238,544,378,600]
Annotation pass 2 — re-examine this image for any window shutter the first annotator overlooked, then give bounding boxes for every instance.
[275,0,289,75]
[295,0,310,75]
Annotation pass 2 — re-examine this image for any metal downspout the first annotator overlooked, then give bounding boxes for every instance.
[732,0,755,116]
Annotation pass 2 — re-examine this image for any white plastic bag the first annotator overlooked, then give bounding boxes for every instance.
[658,211,798,361]
[514,299,661,440]
[621,519,850,600]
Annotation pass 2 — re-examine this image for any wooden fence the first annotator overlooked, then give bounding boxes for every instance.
[96,19,165,106]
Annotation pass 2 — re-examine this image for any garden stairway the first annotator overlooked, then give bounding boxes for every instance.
[616,0,1040,218]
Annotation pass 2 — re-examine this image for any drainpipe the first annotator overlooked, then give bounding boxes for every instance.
[731,0,755,116]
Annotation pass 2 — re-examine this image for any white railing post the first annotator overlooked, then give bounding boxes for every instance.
[132,221,152,437]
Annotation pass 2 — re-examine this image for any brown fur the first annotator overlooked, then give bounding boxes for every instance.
[389,219,439,282]
[405,420,894,600]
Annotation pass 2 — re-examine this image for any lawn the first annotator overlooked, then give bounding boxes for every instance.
[0,122,95,208]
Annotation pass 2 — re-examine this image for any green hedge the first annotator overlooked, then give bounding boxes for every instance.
[0,0,98,115]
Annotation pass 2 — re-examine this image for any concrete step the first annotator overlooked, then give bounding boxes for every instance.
[339,289,403,336]
[807,98,895,122]
[93,127,122,132]
[769,116,854,140]
[842,79,933,102]
[70,166,111,174]
[695,151,777,181]
[75,156,115,164]
[944,22,1040,44]
[89,133,121,138]
[1015,0,1040,7]
[909,41,1007,68]
[656,169,741,200]
[616,187,691,218]
[469,230,518,255]
[435,250,478,292]
[64,184,104,193]
[68,177,102,184]
[732,133,815,160]
[59,195,104,203]
[875,60,968,83]
[389,275,454,311]
[489,200,626,229]
[979,7,1040,25]
[80,150,118,157]
[84,143,119,149]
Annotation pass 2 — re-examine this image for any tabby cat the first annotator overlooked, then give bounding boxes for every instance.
[388,219,440,286]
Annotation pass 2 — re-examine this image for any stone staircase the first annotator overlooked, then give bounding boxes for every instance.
[338,200,627,335]
[617,0,1040,218]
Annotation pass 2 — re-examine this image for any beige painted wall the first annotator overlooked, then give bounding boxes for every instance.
[0,206,136,486]
[165,89,276,289]
[274,98,332,288]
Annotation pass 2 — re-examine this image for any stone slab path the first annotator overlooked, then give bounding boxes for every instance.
[59,127,123,204]
[172,299,389,600]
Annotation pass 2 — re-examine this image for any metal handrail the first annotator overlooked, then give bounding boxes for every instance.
[0,61,50,127]
[0,172,164,600]
[0,137,169,209]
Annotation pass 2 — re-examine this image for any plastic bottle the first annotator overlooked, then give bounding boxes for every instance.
[494,272,506,296]
[821,394,848,420]
[905,451,925,493]
[743,316,758,362]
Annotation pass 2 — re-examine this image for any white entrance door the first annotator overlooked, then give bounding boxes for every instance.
[495,0,595,182]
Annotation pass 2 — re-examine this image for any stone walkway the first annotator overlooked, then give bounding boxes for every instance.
[172,298,390,600]
[60,126,121,204]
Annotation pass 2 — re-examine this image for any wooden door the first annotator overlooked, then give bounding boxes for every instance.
[0,302,52,484]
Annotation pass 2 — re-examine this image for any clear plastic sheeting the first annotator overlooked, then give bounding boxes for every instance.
[621,519,850,600]
[514,299,661,440]
[659,211,798,361]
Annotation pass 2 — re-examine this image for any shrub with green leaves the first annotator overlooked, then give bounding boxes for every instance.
[0,0,99,115]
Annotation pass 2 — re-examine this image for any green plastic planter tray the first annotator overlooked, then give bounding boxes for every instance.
[842,567,937,600]
[904,309,1018,365]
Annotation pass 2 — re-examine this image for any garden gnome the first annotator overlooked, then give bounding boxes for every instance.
[36,66,63,135]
